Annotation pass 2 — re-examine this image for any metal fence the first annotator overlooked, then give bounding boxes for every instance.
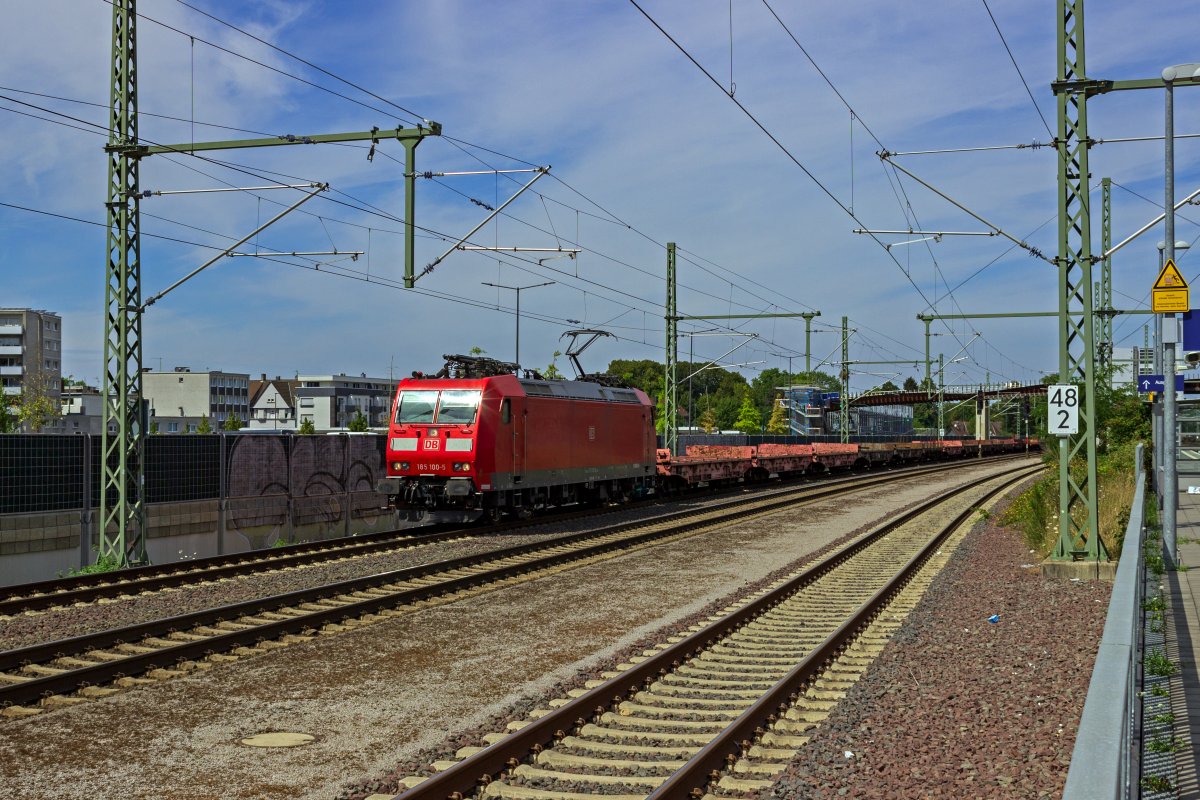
[1062,442,1145,800]
[0,432,388,515]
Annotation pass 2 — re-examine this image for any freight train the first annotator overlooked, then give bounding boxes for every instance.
[375,355,1035,519]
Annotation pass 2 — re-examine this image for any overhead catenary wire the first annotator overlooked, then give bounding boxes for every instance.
[114,2,866,354]
[754,0,1032,380]
[34,4,1024,381]
[979,0,1054,138]
[630,0,1030,383]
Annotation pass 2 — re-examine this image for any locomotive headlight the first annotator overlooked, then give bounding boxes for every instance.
[399,462,410,471]
[392,462,402,471]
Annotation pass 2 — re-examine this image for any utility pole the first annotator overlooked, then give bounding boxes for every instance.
[101,6,440,567]
[938,354,945,438]
[481,280,554,367]
[801,311,821,372]
[663,247,818,448]
[917,313,933,387]
[1049,3,1200,561]
[1051,0,1103,561]
[664,243,678,456]
[840,316,850,443]
[100,0,146,566]
[1099,177,1113,367]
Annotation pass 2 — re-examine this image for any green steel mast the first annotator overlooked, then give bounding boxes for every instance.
[1099,177,1113,367]
[100,0,146,565]
[839,316,850,443]
[1052,0,1105,560]
[664,243,678,455]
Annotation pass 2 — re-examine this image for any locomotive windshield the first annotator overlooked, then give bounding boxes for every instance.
[436,390,481,424]
[396,390,438,423]
[394,389,481,425]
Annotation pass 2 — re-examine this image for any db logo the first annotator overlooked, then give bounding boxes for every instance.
[422,438,440,451]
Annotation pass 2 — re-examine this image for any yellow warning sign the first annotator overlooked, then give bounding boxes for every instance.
[1153,258,1190,312]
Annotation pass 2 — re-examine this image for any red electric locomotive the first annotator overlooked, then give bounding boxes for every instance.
[376,355,657,519]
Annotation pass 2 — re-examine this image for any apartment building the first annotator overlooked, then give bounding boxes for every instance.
[143,367,251,432]
[295,373,394,431]
[0,308,63,432]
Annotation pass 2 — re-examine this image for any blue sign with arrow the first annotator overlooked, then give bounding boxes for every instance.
[1137,374,1185,393]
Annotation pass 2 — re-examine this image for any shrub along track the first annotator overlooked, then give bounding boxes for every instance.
[0,458,1027,718]
[0,456,1022,617]
[381,464,1040,800]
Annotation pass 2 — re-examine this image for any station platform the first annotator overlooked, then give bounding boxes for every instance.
[1169,481,1200,798]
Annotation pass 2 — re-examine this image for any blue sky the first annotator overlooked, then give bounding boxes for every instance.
[3,0,1200,392]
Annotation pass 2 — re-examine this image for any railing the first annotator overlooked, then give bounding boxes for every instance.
[1062,442,1145,800]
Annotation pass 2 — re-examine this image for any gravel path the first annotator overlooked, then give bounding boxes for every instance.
[0,459,1029,800]
[762,486,1110,799]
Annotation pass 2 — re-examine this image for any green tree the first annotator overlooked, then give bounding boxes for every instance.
[15,373,62,432]
[195,417,213,434]
[298,417,317,435]
[879,380,900,392]
[766,395,790,434]
[0,399,16,433]
[750,368,792,423]
[543,350,564,380]
[222,414,243,431]
[733,395,762,434]
[348,411,369,432]
[697,407,718,433]
[149,420,159,435]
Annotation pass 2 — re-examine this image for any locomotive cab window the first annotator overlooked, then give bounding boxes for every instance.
[437,390,481,425]
[500,398,511,424]
[396,390,438,424]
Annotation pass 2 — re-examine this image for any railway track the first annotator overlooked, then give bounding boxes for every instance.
[385,464,1039,800]
[0,457,1036,717]
[0,455,1025,616]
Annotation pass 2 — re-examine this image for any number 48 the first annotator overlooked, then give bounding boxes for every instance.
[1050,386,1077,407]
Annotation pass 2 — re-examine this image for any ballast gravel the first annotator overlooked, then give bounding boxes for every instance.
[759,487,1110,799]
[0,487,813,652]
[0,460,1035,800]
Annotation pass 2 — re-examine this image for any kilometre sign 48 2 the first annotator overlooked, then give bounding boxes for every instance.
[1047,384,1079,436]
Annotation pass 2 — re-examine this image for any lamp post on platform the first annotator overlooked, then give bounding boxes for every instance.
[1155,239,1191,508]
[482,281,555,368]
[1162,63,1200,564]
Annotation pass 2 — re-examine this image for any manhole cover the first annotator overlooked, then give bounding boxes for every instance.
[240,732,315,748]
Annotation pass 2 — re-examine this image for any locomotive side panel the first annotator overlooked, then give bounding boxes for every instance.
[497,390,653,489]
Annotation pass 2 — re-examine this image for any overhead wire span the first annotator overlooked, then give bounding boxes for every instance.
[979,0,1053,138]
[754,0,1031,380]
[63,5,1001,376]
[879,154,1050,262]
[129,1,1026,377]
[631,0,1029,381]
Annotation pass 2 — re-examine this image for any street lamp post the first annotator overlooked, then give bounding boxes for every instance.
[481,281,555,368]
[1155,239,1190,506]
[1162,63,1200,564]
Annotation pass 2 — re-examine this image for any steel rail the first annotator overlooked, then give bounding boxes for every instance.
[647,468,1034,800]
[392,463,1039,800]
[0,455,1023,615]
[0,458,1031,709]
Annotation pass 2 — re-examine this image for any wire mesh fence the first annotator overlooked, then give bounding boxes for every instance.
[0,433,392,549]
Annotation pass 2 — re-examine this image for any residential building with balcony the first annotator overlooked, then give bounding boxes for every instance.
[248,375,298,431]
[295,373,394,431]
[0,308,63,432]
[143,367,251,432]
